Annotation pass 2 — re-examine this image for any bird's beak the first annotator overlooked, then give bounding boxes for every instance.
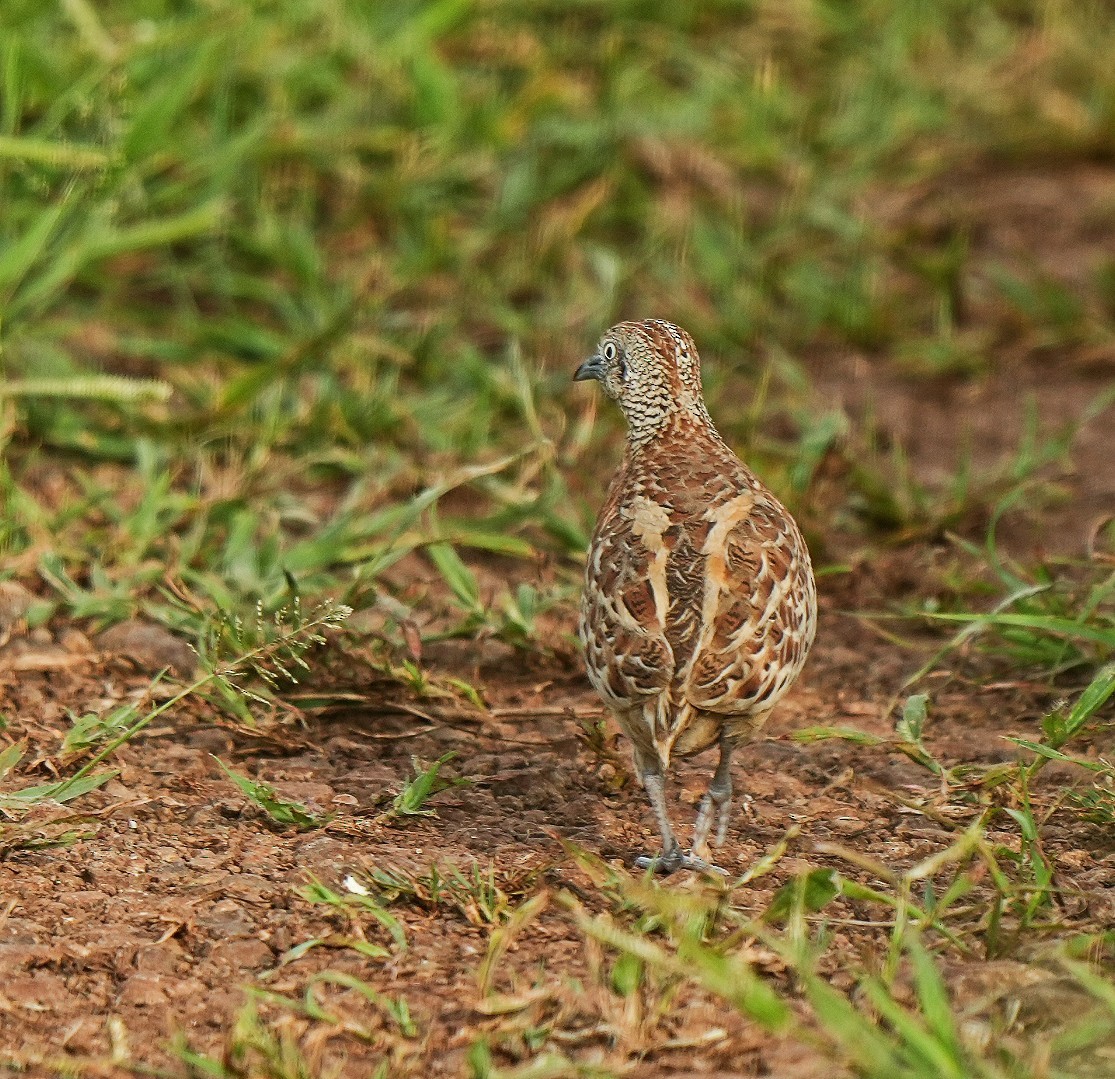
[574,354,605,382]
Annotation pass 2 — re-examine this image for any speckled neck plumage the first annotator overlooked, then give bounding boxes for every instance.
[613,320,716,447]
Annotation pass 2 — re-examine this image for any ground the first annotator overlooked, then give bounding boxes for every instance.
[2,294,1114,1075]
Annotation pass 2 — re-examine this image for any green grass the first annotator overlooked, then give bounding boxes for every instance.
[3,0,1115,642]
[3,1,1115,1077]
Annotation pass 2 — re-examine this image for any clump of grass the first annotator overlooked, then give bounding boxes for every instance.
[169,993,407,1078]
[0,599,350,813]
[360,859,530,928]
[923,556,1115,678]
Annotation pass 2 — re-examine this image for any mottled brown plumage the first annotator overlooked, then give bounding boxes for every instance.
[575,320,816,873]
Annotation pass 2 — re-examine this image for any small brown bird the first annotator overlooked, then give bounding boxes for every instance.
[575,320,816,873]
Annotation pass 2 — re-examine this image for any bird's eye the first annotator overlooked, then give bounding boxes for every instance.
[603,341,617,362]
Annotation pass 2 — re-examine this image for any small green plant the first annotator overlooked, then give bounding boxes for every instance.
[388,752,467,818]
[195,597,350,717]
[999,787,1057,930]
[1008,663,1115,779]
[0,754,118,811]
[1004,663,1115,833]
[314,972,416,1038]
[894,693,945,778]
[425,540,560,647]
[798,935,995,1079]
[249,972,417,1040]
[213,758,331,830]
[762,867,843,926]
[296,874,408,953]
[61,702,142,754]
[793,693,946,779]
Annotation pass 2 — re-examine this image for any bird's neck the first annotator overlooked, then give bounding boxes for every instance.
[624,406,724,454]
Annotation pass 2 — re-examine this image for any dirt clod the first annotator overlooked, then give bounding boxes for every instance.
[96,619,197,677]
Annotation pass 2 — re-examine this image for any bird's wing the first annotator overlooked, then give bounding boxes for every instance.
[580,489,675,712]
[683,490,814,715]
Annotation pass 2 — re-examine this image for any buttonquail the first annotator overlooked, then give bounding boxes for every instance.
[575,320,816,873]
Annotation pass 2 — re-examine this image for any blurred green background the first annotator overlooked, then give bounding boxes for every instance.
[2,0,1114,643]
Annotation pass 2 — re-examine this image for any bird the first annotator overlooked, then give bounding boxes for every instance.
[574,319,817,874]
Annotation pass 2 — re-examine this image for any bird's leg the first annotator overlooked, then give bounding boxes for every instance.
[632,747,682,872]
[691,734,735,864]
[632,745,726,876]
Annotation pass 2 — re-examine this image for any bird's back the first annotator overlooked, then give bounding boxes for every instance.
[580,416,816,763]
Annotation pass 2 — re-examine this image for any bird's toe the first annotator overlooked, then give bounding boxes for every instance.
[681,851,729,877]
[634,849,727,877]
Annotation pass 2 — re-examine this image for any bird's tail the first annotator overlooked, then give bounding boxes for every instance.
[650,698,722,767]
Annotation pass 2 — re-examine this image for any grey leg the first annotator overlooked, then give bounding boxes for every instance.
[631,744,726,876]
[630,745,683,872]
[691,735,735,862]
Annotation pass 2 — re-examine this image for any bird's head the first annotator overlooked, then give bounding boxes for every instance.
[574,320,711,444]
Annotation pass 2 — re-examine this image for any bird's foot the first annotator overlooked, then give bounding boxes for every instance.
[634,849,728,877]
